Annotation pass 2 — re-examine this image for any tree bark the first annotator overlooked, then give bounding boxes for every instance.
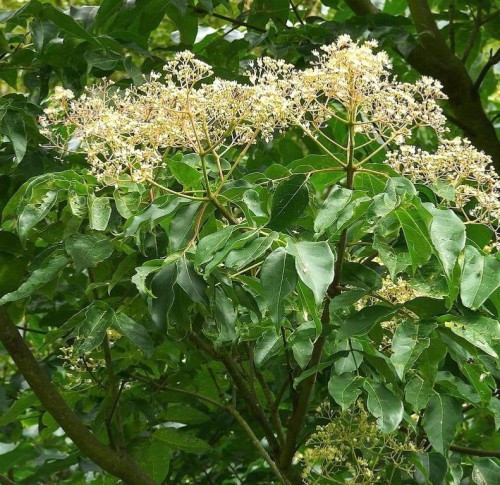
[0,308,155,485]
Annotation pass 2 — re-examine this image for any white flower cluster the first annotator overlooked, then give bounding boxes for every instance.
[42,36,447,184]
[388,138,500,238]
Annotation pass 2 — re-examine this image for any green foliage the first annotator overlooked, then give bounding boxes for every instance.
[0,1,499,484]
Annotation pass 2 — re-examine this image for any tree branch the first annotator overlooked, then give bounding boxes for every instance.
[190,5,266,33]
[279,123,356,472]
[0,308,155,485]
[290,1,305,25]
[473,48,500,92]
[450,444,500,458]
[133,376,291,485]
[0,474,16,485]
[189,333,282,456]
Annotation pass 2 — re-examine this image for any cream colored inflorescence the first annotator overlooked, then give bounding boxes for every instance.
[302,401,418,484]
[42,36,446,180]
[387,138,500,237]
[41,36,498,236]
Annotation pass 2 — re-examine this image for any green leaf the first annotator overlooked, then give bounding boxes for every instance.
[405,376,432,411]
[286,240,335,305]
[74,301,113,353]
[65,233,114,272]
[0,250,70,304]
[418,335,447,385]
[1,111,27,163]
[460,246,500,310]
[292,339,313,369]
[132,437,171,484]
[395,204,433,268]
[332,339,363,374]
[215,287,237,343]
[169,158,202,188]
[364,380,403,432]
[153,428,211,453]
[328,373,363,411]
[195,226,237,267]
[268,174,309,231]
[40,4,101,47]
[444,315,500,358]
[164,405,209,425]
[88,196,111,231]
[340,262,382,292]
[390,321,430,379]
[329,289,368,315]
[112,313,154,357]
[169,202,202,251]
[472,457,500,484]
[0,392,38,426]
[314,185,352,234]
[427,206,465,281]
[176,257,206,304]
[114,190,141,219]
[423,394,462,454]
[150,263,177,329]
[254,330,282,366]
[17,189,58,241]
[260,248,297,324]
[225,235,274,270]
[338,305,395,338]
[132,261,163,296]
[417,452,449,485]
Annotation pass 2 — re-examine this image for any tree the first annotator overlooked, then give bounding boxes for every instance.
[0,2,499,484]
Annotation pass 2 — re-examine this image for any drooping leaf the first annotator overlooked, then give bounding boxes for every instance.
[460,246,500,310]
[314,185,352,234]
[215,287,237,343]
[65,233,114,272]
[268,174,309,231]
[286,240,335,305]
[292,339,314,369]
[112,312,154,357]
[328,372,364,411]
[390,321,430,379]
[225,235,274,270]
[260,248,297,324]
[150,263,177,329]
[132,437,171,484]
[194,226,237,268]
[427,206,465,281]
[152,428,211,453]
[472,457,500,484]
[88,196,111,231]
[254,330,282,366]
[338,305,395,338]
[423,394,462,454]
[74,301,113,353]
[176,257,206,304]
[0,392,38,426]
[395,204,433,268]
[340,262,382,292]
[444,315,500,358]
[1,110,27,163]
[405,376,432,412]
[0,250,70,304]
[364,380,403,432]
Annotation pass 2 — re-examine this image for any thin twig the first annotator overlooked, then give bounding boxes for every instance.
[450,444,500,458]
[289,1,305,25]
[190,5,266,33]
[473,47,500,92]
